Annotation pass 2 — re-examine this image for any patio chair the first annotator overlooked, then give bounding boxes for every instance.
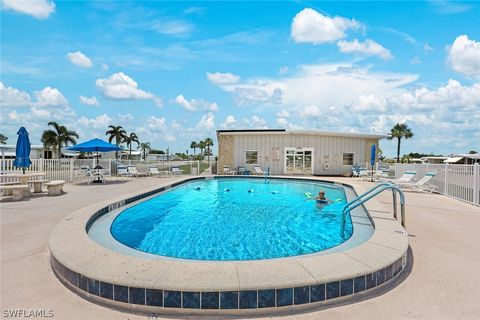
[223,167,236,175]
[117,166,132,179]
[391,171,416,184]
[253,166,265,175]
[127,165,148,177]
[149,167,161,177]
[398,172,437,192]
[171,167,183,175]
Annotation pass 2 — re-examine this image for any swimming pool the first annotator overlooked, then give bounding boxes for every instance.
[110,178,352,260]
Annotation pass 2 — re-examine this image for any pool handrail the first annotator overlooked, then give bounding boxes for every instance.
[343,183,406,230]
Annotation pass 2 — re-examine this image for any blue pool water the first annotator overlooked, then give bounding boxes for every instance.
[110,178,353,261]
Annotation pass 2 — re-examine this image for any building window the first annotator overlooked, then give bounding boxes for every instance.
[343,153,354,165]
[246,151,258,164]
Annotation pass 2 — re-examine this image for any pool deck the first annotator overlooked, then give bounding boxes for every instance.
[1,176,479,319]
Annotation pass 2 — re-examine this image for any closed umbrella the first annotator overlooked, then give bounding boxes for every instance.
[13,127,32,174]
[370,144,376,182]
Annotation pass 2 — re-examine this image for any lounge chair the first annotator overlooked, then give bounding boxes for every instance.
[390,171,416,184]
[398,172,437,192]
[117,166,132,179]
[223,167,236,175]
[149,167,161,176]
[127,165,148,177]
[253,166,265,175]
[171,167,183,175]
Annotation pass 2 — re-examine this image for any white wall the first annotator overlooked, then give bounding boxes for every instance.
[231,134,370,175]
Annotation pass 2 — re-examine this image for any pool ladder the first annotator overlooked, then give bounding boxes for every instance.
[342,182,406,237]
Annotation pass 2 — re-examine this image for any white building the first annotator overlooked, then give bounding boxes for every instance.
[217,129,387,176]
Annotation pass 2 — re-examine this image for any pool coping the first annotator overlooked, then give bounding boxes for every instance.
[48,175,409,314]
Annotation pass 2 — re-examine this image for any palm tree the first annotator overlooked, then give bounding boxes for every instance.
[140,142,151,161]
[190,141,198,156]
[0,133,7,145]
[388,123,414,163]
[204,138,214,158]
[198,140,206,158]
[106,125,127,159]
[124,132,139,160]
[41,121,79,159]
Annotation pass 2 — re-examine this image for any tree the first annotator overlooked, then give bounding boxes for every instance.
[41,122,79,159]
[124,132,139,160]
[198,140,206,158]
[401,154,412,164]
[190,141,198,156]
[106,125,127,159]
[140,142,151,161]
[387,123,414,163]
[468,150,478,154]
[204,138,214,158]
[0,133,7,145]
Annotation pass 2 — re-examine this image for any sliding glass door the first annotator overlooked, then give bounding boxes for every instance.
[284,148,314,174]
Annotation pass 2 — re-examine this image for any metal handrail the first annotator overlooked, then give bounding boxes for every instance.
[342,184,406,237]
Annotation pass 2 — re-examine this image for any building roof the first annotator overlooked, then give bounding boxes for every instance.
[0,144,45,150]
[217,129,388,139]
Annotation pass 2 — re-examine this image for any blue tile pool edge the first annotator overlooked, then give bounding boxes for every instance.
[50,253,407,312]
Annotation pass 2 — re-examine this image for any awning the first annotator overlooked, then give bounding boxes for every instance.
[444,157,464,163]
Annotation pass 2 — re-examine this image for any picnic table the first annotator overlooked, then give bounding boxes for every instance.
[1,173,47,194]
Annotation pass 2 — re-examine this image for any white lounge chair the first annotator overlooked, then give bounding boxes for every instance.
[171,167,183,175]
[149,167,161,176]
[223,167,236,175]
[117,166,132,179]
[399,172,437,192]
[127,166,148,177]
[392,171,416,184]
[253,166,264,175]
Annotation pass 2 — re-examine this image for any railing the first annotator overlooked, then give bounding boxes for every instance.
[342,183,406,238]
[0,158,214,183]
[394,163,480,206]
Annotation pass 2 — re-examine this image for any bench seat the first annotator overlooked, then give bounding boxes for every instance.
[45,180,65,196]
[0,185,30,200]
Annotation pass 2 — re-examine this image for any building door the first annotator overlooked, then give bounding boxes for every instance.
[284,148,314,174]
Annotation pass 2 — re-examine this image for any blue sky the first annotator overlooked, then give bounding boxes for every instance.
[1,0,479,156]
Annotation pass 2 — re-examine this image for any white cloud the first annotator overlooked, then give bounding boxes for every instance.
[279,66,289,75]
[148,19,194,36]
[243,115,267,129]
[213,63,417,108]
[424,43,434,53]
[101,64,109,70]
[0,82,68,107]
[448,35,480,79]
[79,95,100,106]
[276,118,289,126]
[78,114,112,129]
[291,8,361,44]
[2,0,55,19]
[411,56,422,64]
[174,94,219,112]
[276,110,290,118]
[206,72,240,84]
[66,51,93,68]
[337,39,393,60]
[220,115,238,129]
[197,112,215,131]
[96,72,162,106]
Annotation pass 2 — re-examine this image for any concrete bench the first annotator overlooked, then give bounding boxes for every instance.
[0,185,30,201]
[28,180,49,193]
[0,182,22,196]
[45,180,65,196]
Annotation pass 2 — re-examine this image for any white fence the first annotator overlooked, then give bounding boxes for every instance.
[0,159,213,183]
[394,163,480,206]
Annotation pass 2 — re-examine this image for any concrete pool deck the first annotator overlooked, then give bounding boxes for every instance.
[1,176,479,319]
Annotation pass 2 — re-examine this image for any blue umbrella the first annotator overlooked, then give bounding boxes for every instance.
[68,138,120,167]
[370,144,376,182]
[370,144,376,167]
[13,127,32,173]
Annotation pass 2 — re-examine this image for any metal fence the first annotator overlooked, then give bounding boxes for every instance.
[394,163,480,206]
[0,158,214,183]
